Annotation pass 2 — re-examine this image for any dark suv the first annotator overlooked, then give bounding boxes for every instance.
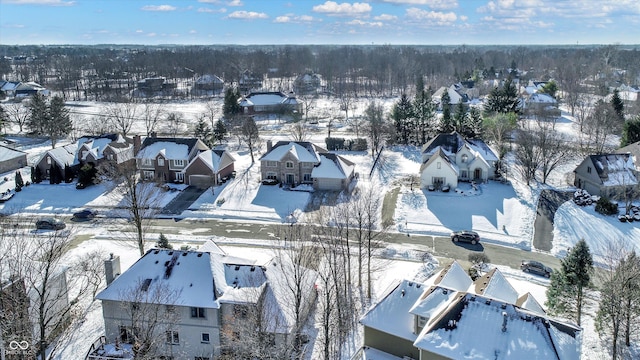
[36,217,66,230]
[520,260,552,278]
[450,230,480,245]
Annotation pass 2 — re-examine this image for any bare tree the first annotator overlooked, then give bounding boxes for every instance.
[141,103,164,137]
[105,101,140,137]
[289,121,310,142]
[363,101,387,161]
[297,94,316,122]
[163,112,186,138]
[240,117,260,164]
[4,102,30,133]
[513,124,541,185]
[583,99,620,154]
[98,160,160,256]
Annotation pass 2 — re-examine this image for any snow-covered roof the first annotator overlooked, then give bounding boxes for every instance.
[432,261,472,292]
[242,92,288,106]
[137,137,200,160]
[467,139,499,162]
[191,149,234,173]
[359,280,425,342]
[195,74,223,84]
[420,147,459,175]
[77,134,125,160]
[588,153,638,186]
[311,153,354,179]
[516,292,546,315]
[42,143,78,167]
[0,145,27,162]
[528,93,557,104]
[474,268,519,304]
[260,141,323,163]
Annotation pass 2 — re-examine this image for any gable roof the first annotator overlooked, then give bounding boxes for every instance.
[420,147,459,174]
[41,143,78,167]
[137,137,201,160]
[618,141,640,168]
[582,153,638,186]
[190,149,235,173]
[0,145,27,162]
[311,153,354,179]
[422,132,466,155]
[473,268,519,304]
[77,134,127,161]
[260,141,325,163]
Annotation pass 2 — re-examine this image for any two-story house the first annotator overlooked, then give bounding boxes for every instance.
[293,72,322,95]
[76,133,134,168]
[183,149,236,189]
[420,132,498,190]
[135,137,209,184]
[359,261,581,360]
[260,141,355,191]
[574,153,638,198]
[91,240,316,360]
[34,143,78,182]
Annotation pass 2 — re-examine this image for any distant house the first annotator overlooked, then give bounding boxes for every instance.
[34,143,78,181]
[0,145,27,174]
[76,134,133,168]
[260,140,355,191]
[420,132,498,189]
[238,70,263,93]
[193,74,224,94]
[135,136,209,183]
[359,261,581,360]
[293,72,322,95]
[92,240,316,360]
[433,85,469,112]
[183,149,235,189]
[0,80,48,99]
[239,91,302,115]
[521,92,560,118]
[574,153,639,198]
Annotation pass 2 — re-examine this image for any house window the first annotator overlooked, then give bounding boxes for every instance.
[266,172,277,180]
[267,161,277,167]
[437,162,441,169]
[175,172,184,183]
[201,333,210,343]
[142,158,153,167]
[587,166,591,174]
[166,330,179,345]
[119,326,137,344]
[285,161,294,168]
[190,307,206,318]
[107,153,114,161]
[173,159,185,167]
[303,173,311,182]
[461,170,468,179]
[461,154,468,163]
[143,171,154,180]
[418,316,428,328]
[47,157,51,165]
[158,158,165,166]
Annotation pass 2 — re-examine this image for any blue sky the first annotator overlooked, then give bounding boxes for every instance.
[0,0,638,45]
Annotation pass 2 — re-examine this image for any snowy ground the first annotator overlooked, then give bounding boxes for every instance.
[1,98,636,359]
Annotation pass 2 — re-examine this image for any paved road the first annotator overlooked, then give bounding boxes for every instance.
[159,186,207,215]
[533,189,573,252]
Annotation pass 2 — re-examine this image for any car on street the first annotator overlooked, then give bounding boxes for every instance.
[35,217,66,230]
[450,230,480,245]
[520,260,552,278]
[72,208,98,220]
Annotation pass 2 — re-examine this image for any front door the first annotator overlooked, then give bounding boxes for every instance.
[286,173,295,185]
[474,168,482,180]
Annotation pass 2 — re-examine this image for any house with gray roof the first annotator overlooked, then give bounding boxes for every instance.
[574,153,639,198]
[239,91,302,115]
[183,149,235,189]
[136,136,209,184]
[359,261,581,360]
[34,143,78,182]
[0,145,27,174]
[420,132,498,190]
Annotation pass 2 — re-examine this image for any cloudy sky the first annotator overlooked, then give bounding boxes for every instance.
[0,0,638,45]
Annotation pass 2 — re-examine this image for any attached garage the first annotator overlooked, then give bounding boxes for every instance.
[189,175,214,189]
[315,177,343,191]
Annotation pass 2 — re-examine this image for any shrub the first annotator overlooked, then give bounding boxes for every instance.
[595,196,618,215]
[468,253,490,266]
[157,233,173,249]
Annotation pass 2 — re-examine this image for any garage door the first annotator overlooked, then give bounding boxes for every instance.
[189,175,214,189]
[317,178,342,191]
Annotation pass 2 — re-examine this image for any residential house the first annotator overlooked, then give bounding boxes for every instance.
[34,143,78,181]
[359,261,581,360]
[135,137,209,184]
[574,153,639,198]
[0,80,20,98]
[619,141,640,169]
[183,149,235,189]
[238,70,263,93]
[14,82,49,98]
[420,132,498,190]
[521,92,560,118]
[260,140,355,191]
[91,240,316,360]
[432,85,469,112]
[193,74,224,95]
[0,145,27,174]
[76,134,133,168]
[293,72,322,95]
[239,91,302,116]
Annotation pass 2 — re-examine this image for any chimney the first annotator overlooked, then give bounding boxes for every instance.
[104,253,121,286]
[133,135,142,155]
[502,311,508,332]
[267,140,273,152]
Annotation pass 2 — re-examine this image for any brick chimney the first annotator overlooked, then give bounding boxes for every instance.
[104,253,121,286]
[267,140,273,152]
[133,135,142,155]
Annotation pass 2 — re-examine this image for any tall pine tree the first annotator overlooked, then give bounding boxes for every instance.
[610,89,624,121]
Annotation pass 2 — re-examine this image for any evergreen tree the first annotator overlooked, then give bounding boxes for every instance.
[157,233,173,249]
[213,119,227,144]
[193,118,213,147]
[439,91,454,133]
[453,101,467,134]
[539,80,559,99]
[413,86,435,144]
[223,87,242,117]
[621,115,640,147]
[15,170,24,188]
[546,239,593,325]
[27,93,49,135]
[33,166,42,183]
[64,164,73,183]
[47,96,72,149]
[466,107,484,138]
[484,77,520,115]
[610,89,624,121]
[391,94,413,144]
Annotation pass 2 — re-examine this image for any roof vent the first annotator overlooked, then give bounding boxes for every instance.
[197,253,203,257]
[485,299,491,305]
[502,312,508,332]
[182,252,187,256]
[235,265,240,271]
[416,284,421,288]
[250,266,255,272]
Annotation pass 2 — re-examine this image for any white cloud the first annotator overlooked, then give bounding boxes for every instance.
[141,5,176,12]
[374,14,398,21]
[406,7,457,24]
[274,14,315,23]
[227,0,243,6]
[347,19,383,27]
[1,23,25,28]
[312,1,372,17]
[147,32,157,37]
[197,0,221,3]
[2,0,75,5]
[197,7,226,13]
[227,10,268,20]
[275,16,291,23]
[381,0,458,10]
[189,30,197,34]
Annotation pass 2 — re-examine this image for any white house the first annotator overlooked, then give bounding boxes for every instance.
[359,261,582,360]
[92,240,316,360]
[574,153,639,198]
[420,132,498,189]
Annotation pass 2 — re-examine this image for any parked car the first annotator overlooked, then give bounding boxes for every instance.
[73,208,97,220]
[450,230,480,244]
[520,260,552,278]
[36,217,66,230]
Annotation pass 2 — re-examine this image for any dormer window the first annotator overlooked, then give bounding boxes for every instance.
[461,154,468,163]
[158,158,165,166]
[286,161,294,169]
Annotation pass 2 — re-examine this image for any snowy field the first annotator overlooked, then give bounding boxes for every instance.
[1,97,637,359]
